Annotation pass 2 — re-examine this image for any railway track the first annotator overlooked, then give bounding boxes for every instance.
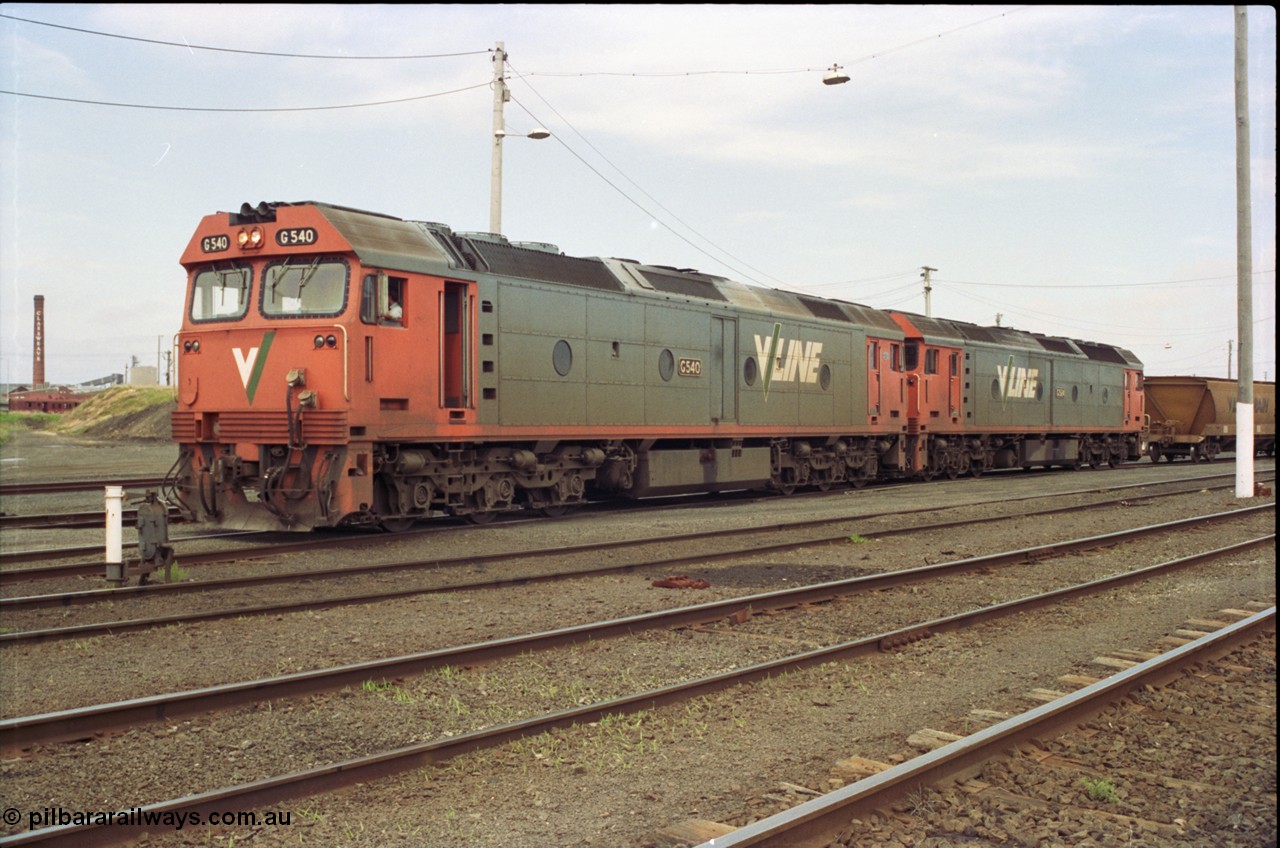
[682,606,1275,848]
[1,458,1267,572]
[0,528,1270,846]
[1,505,1269,752]
[0,494,1271,645]
[0,478,168,497]
[1,465,1268,587]
[0,506,184,532]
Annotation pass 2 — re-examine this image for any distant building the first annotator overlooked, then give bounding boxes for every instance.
[7,387,91,414]
[129,366,159,386]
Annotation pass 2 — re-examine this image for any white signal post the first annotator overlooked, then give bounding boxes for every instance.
[104,486,124,579]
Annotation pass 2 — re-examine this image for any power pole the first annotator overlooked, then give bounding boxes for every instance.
[490,41,508,235]
[1234,6,1254,498]
[921,266,937,317]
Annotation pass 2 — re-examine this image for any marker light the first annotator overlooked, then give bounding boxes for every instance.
[325,335,338,348]
[314,335,326,349]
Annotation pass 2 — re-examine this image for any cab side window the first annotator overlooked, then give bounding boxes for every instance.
[361,274,405,325]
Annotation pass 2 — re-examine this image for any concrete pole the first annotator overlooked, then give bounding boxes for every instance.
[1234,6,1254,498]
[489,41,507,235]
[105,486,124,581]
[921,267,936,318]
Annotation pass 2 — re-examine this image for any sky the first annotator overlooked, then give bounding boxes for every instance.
[1,4,1275,387]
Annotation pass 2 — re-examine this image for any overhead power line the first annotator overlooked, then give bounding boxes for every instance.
[0,12,489,59]
[0,81,491,113]
[938,271,1275,290]
[523,7,1034,79]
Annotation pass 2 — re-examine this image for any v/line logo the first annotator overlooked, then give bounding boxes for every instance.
[232,331,276,404]
[997,355,1040,403]
[755,324,824,399]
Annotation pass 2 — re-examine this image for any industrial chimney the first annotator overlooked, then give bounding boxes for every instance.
[33,295,46,388]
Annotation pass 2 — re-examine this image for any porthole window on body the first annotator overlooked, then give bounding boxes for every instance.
[659,349,675,382]
[553,340,573,377]
[744,357,758,386]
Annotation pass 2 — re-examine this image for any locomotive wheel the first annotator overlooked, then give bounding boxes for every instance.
[380,517,416,533]
[539,505,573,517]
[374,475,415,532]
[1149,445,1162,463]
[467,510,497,524]
[945,466,960,480]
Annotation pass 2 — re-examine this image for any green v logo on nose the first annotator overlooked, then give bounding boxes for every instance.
[232,331,276,403]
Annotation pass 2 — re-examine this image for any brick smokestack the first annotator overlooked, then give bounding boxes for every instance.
[33,295,45,388]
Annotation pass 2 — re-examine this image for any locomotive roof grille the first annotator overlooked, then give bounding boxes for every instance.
[798,296,854,323]
[461,237,624,292]
[1074,341,1133,365]
[638,269,728,301]
[952,323,998,343]
[1036,336,1080,355]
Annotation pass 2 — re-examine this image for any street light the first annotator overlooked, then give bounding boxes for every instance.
[490,41,551,235]
[823,63,850,85]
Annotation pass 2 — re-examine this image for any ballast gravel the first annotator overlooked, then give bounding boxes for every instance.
[0,431,1274,848]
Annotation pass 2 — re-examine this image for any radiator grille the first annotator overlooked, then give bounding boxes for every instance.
[171,410,349,443]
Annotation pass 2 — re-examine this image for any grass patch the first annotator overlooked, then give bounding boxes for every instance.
[1081,777,1119,803]
[0,411,60,445]
[50,386,174,436]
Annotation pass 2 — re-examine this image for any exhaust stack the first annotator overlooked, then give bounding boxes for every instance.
[33,295,45,388]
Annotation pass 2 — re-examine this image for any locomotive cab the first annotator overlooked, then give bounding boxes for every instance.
[170,202,477,531]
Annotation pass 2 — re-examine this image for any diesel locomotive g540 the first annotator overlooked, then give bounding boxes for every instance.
[169,201,1145,531]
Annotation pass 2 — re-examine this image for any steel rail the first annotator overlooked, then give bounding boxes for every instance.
[0,501,1272,646]
[0,477,167,497]
[0,536,1271,847]
[0,507,184,531]
[0,531,264,574]
[698,605,1277,848]
[0,505,1270,754]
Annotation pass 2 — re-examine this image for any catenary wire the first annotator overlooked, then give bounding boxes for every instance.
[0,81,491,112]
[503,71,794,288]
[0,12,490,59]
